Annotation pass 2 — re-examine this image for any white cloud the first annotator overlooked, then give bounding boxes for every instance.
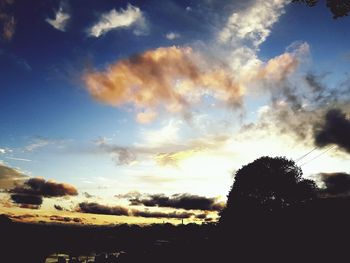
[88,4,147,38]
[0,148,12,154]
[166,32,180,40]
[218,0,287,48]
[140,120,182,147]
[213,0,291,91]
[46,4,70,32]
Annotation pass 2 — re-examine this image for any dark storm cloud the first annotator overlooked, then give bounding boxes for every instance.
[314,109,350,153]
[77,202,130,216]
[319,172,350,196]
[129,193,225,211]
[10,177,78,197]
[132,209,194,219]
[77,201,209,220]
[9,177,78,209]
[10,194,43,208]
[241,71,350,149]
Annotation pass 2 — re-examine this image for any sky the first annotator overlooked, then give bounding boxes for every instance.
[0,0,350,225]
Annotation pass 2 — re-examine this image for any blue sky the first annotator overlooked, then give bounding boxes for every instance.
[0,0,349,224]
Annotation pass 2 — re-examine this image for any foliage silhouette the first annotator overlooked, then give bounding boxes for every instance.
[293,0,350,18]
[220,156,317,225]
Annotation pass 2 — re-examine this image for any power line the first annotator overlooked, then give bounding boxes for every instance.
[300,145,335,167]
[295,147,317,163]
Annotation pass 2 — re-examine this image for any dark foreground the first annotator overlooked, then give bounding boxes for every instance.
[2,196,350,263]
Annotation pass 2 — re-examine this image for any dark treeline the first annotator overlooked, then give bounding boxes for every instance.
[2,156,350,262]
[0,216,217,263]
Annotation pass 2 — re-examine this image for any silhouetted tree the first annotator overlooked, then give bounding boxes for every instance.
[220,156,317,225]
[293,0,350,18]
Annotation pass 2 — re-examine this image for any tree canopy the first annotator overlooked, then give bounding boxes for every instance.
[293,0,350,18]
[220,156,317,224]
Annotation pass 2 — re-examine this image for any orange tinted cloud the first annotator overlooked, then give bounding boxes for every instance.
[83,46,243,122]
[83,44,308,123]
[256,43,308,82]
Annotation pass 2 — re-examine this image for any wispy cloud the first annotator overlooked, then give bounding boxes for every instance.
[93,120,231,166]
[5,157,31,162]
[24,136,66,152]
[46,2,70,32]
[88,4,147,37]
[25,137,51,152]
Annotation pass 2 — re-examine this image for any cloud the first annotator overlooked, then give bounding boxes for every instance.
[5,157,31,162]
[49,215,83,223]
[8,214,38,221]
[94,127,231,166]
[136,110,157,124]
[24,137,53,152]
[137,175,178,185]
[10,177,78,197]
[54,204,64,211]
[318,172,350,196]
[77,200,213,220]
[83,38,307,124]
[88,4,147,37]
[115,191,142,199]
[46,2,70,32]
[10,194,43,209]
[218,0,287,47]
[83,192,95,198]
[94,137,136,165]
[77,202,129,216]
[195,213,208,219]
[128,193,225,211]
[166,32,180,40]
[314,109,350,153]
[9,177,78,209]
[0,0,16,41]
[240,67,350,147]
[155,149,199,166]
[0,163,27,189]
[132,209,194,219]
[0,49,31,70]
[83,46,244,122]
